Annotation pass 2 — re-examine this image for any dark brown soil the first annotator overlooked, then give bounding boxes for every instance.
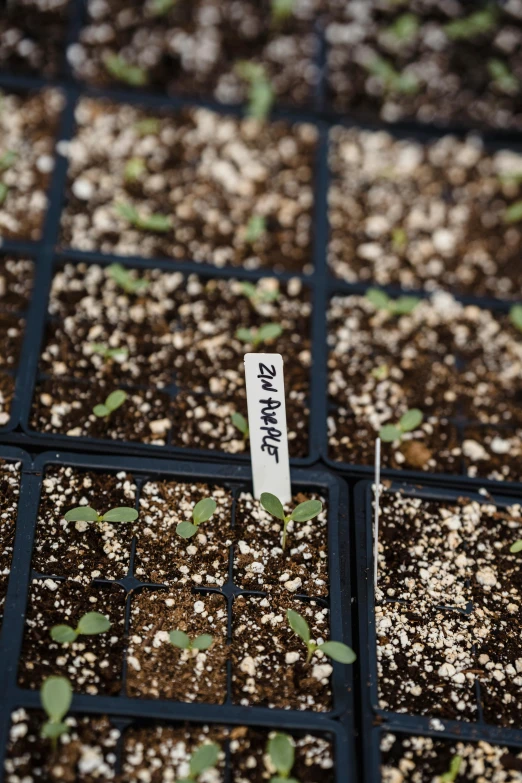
[0,257,33,311]
[0,0,69,78]
[60,99,317,274]
[463,426,522,483]
[233,490,328,595]
[232,594,333,711]
[0,459,21,628]
[18,579,126,696]
[0,257,33,426]
[126,587,228,703]
[4,710,119,783]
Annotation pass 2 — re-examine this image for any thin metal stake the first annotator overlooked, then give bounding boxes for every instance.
[374,437,381,591]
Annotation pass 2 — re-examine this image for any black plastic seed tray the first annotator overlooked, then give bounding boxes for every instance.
[353,477,522,779]
[0,451,355,779]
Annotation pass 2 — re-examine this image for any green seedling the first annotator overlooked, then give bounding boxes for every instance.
[235,323,283,347]
[365,56,419,95]
[64,505,138,526]
[116,201,172,233]
[92,389,127,418]
[287,609,356,666]
[0,150,16,170]
[176,497,217,539]
[232,412,249,440]
[103,53,148,86]
[510,540,522,553]
[0,182,7,205]
[503,201,522,224]
[391,226,407,251]
[488,59,519,95]
[267,733,299,783]
[51,611,111,644]
[108,262,149,295]
[440,754,463,782]
[372,364,389,381]
[271,0,294,24]
[151,0,176,15]
[510,305,522,332]
[379,409,423,442]
[383,13,419,43]
[134,118,161,136]
[176,743,220,783]
[124,157,146,182]
[260,492,322,552]
[90,343,129,362]
[240,281,280,305]
[169,631,214,651]
[235,61,275,121]
[40,676,72,749]
[366,288,420,315]
[245,214,267,244]
[444,8,496,40]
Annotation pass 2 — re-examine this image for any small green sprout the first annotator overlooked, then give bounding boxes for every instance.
[372,364,389,381]
[271,0,294,24]
[366,288,420,315]
[176,743,220,783]
[240,281,280,305]
[440,754,463,782]
[503,201,522,224]
[232,412,249,440]
[235,61,275,121]
[235,323,283,347]
[510,540,522,553]
[510,305,522,332]
[64,505,138,525]
[40,676,72,749]
[260,492,322,552]
[92,389,127,418]
[134,118,161,136]
[0,182,7,205]
[116,201,172,233]
[391,226,407,251]
[108,262,149,295]
[379,409,423,442]
[169,630,214,651]
[245,214,267,244]
[287,609,356,666]
[51,611,111,644]
[151,0,176,15]
[90,343,129,362]
[176,497,217,539]
[124,157,146,182]
[267,733,299,783]
[383,13,419,43]
[365,56,419,95]
[103,53,148,86]
[488,59,519,95]
[444,8,496,40]
[0,150,16,170]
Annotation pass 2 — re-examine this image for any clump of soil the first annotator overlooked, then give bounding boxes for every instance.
[0,0,69,78]
[60,99,317,273]
[0,459,21,626]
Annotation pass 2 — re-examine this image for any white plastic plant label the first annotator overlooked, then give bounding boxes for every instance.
[244,352,291,504]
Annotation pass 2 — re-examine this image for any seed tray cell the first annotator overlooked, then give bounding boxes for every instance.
[0,447,29,635]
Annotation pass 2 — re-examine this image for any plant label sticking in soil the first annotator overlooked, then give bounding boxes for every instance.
[244,352,291,503]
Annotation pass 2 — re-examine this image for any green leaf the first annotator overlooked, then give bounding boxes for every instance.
[444,9,496,40]
[372,364,389,381]
[510,540,522,553]
[124,157,146,182]
[392,296,420,315]
[272,778,300,783]
[245,214,266,243]
[151,0,176,15]
[104,54,148,86]
[366,288,390,311]
[102,506,138,522]
[488,59,519,94]
[0,182,8,205]
[176,521,199,539]
[116,202,140,224]
[504,201,522,223]
[286,609,310,644]
[169,630,191,649]
[134,118,161,136]
[232,412,249,437]
[190,743,220,777]
[41,721,69,740]
[93,404,110,418]
[41,676,72,723]
[108,262,148,294]
[77,612,111,635]
[248,79,274,121]
[510,305,522,332]
[240,281,258,300]
[256,323,283,344]
[105,390,127,412]
[64,506,100,522]
[192,634,214,651]
[50,625,77,643]
[290,499,323,523]
[137,213,172,233]
[379,424,402,442]
[440,754,463,783]
[391,227,407,250]
[319,641,357,664]
[0,150,16,170]
[385,13,419,42]
[271,0,294,23]
[268,733,294,776]
[192,497,217,525]
[260,492,286,521]
[236,327,253,343]
[399,408,423,432]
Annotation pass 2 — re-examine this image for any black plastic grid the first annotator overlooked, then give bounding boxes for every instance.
[353,478,522,771]
[0,450,355,780]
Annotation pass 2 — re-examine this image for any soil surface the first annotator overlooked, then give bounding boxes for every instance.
[328,291,522,478]
[5,709,119,782]
[60,99,317,274]
[31,263,311,457]
[381,733,522,782]
[0,257,33,425]
[18,579,126,696]
[0,0,69,78]
[232,594,333,711]
[375,489,522,728]
[0,459,21,628]
[0,89,63,241]
[329,127,522,299]
[69,0,320,109]
[326,0,522,130]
